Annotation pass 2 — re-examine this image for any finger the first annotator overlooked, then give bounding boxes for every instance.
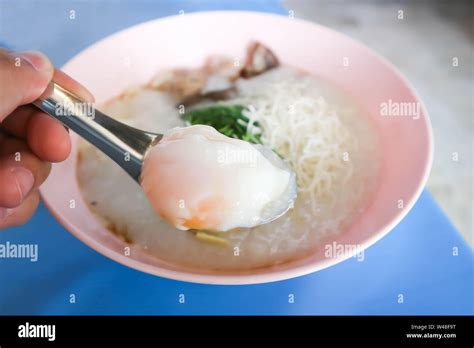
[1,68,95,138]
[0,133,28,156]
[53,69,95,102]
[0,49,54,121]
[23,68,96,161]
[0,149,51,208]
[0,105,35,138]
[2,108,71,162]
[0,191,40,229]
[0,67,95,162]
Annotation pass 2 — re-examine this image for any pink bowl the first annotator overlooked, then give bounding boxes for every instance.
[40,11,433,284]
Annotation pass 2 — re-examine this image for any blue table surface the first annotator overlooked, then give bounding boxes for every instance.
[0,0,472,315]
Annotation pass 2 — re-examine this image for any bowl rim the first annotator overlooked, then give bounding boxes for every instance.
[40,10,434,285]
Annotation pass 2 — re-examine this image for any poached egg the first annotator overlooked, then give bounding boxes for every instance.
[141,125,296,232]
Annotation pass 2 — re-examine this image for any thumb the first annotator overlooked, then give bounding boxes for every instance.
[0,49,54,121]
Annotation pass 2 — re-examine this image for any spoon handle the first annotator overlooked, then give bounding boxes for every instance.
[33,81,161,181]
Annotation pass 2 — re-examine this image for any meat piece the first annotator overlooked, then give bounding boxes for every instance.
[149,57,238,105]
[148,42,280,105]
[199,56,239,101]
[148,69,207,102]
[241,42,279,78]
[204,55,241,81]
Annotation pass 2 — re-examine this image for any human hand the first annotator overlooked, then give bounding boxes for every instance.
[0,49,93,228]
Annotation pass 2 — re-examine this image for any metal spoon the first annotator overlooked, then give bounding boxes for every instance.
[33,81,296,225]
[33,81,162,181]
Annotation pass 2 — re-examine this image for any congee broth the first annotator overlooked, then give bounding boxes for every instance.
[77,42,380,271]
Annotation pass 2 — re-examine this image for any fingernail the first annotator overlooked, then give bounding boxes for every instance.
[11,167,34,203]
[15,50,52,72]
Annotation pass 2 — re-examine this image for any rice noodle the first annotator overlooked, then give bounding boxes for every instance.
[220,71,359,214]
